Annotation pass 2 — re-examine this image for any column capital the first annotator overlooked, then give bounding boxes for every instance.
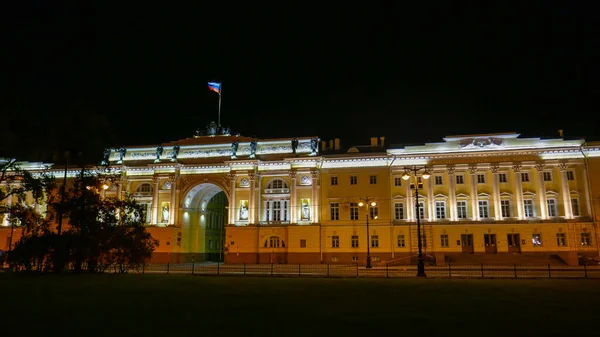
[288,171,297,179]
[310,169,319,179]
[248,172,256,180]
[558,163,569,171]
[153,176,161,183]
[534,163,545,172]
[468,166,478,174]
[446,166,455,175]
[512,163,522,172]
[489,165,500,174]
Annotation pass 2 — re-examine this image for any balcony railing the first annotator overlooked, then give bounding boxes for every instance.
[264,188,290,194]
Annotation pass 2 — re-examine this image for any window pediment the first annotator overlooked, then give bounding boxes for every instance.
[500,192,513,199]
[569,190,580,195]
[478,192,491,200]
[522,191,536,198]
[392,195,406,200]
[546,190,559,197]
[455,193,470,200]
[434,193,448,200]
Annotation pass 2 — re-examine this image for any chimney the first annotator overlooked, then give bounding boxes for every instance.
[379,136,385,147]
[558,129,564,138]
[321,140,327,150]
[370,137,378,147]
[334,138,340,150]
[329,139,334,148]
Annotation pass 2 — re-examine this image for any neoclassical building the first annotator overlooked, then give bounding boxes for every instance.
[2,125,600,265]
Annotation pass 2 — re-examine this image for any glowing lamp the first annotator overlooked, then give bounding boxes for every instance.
[370,201,377,207]
[102,184,109,190]
[358,202,364,207]
[422,171,431,179]
[402,172,410,180]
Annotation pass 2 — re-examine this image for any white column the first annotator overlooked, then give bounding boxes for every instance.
[469,167,479,220]
[581,164,593,217]
[263,200,268,221]
[255,175,262,223]
[406,180,414,221]
[151,177,160,224]
[427,174,434,221]
[513,164,524,219]
[228,173,236,225]
[491,166,502,220]
[289,171,297,223]
[311,170,319,223]
[169,173,178,225]
[249,173,256,224]
[447,166,456,221]
[535,164,548,219]
[559,163,573,219]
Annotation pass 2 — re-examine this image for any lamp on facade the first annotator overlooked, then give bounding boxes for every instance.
[402,166,431,277]
[358,198,377,268]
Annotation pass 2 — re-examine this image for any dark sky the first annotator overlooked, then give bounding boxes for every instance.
[2,2,598,162]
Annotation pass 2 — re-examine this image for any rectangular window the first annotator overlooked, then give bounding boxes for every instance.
[499,173,508,183]
[351,235,359,248]
[456,175,464,184]
[208,240,213,250]
[371,235,379,248]
[350,176,357,185]
[394,177,402,186]
[394,202,404,220]
[435,201,446,219]
[532,233,542,247]
[581,232,591,246]
[524,200,534,217]
[350,202,359,220]
[369,175,377,184]
[567,171,575,181]
[397,235,405,247]
[440,234,449,247]
[417,202,425,220]
[330,176,338,186]
[478,200,489,218]
[272,201,281,221]
[543,172,552,182]
[571,198,580,216]
[556,233,566,247]
[477,174,486,184]
[435,176,443,185]
[501,200,511,218]
[521,172,530,182]
[547,199,558,217]
[369,206,379,219]
[330,203,340,220]
[331,235,339,248]
[300,239,307,248]
[457,201,468,219]
[351,256,359,262]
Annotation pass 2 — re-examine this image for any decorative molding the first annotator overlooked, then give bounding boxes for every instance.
[239,178,250,188]
[446,166,455,175]
[489,165,500,173]
[468,166,478,174]
[457,137,504,149]
[300,175,312,185]
[288,171,297,179]
[512,164,522,172]
[534,163,545,171]
[558,163,569,171]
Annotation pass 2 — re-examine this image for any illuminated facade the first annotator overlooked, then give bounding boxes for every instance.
[1,129,600,265]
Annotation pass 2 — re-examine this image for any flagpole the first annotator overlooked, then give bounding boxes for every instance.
[218,84,222,127]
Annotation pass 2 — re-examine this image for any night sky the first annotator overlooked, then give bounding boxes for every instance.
[2,2,598,163]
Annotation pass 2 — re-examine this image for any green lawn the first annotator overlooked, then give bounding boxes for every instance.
[2,274,598,337]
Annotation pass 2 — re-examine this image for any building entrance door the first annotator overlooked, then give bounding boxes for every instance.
[461,234,474,254]
[484,234,497,254]
[507,234,521,253]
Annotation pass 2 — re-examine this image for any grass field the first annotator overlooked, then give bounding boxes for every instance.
[2,274,599,337]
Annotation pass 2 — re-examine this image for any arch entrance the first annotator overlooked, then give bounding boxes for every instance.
[181,183,228,262]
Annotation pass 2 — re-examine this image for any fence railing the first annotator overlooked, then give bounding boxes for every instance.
[126,263,600,279]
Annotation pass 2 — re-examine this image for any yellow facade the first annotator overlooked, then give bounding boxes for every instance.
[1,131,600,265]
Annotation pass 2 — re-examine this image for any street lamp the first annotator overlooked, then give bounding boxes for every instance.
[358,198,378,269]
[402,166,431,277]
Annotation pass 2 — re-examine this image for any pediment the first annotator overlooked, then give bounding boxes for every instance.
[392,195,406,200]
[455,193,470,199]
[569,190,580,195]
[500,192,513,198]
[522,191,536,197]
[546,190,559,197]
[434,193,448,199]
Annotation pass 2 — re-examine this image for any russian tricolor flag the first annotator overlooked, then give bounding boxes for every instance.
[208,82,221,94]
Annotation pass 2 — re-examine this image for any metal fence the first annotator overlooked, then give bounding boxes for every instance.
[126,263,600,279]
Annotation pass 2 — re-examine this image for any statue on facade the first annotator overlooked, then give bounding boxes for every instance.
[116,148,127,164]
[171,145,180,162]
[249,140,257,158]
[194,128,202,137]
[310,137,319,156]
[221,126,230,135]
[207,121,218,136]
[162,205,169,222]
[101,148,111,165]
[291,138,299,154]
[239,204,248,220]
[302,200,310,220]
[231,141,239,159]
[154,146,163,163]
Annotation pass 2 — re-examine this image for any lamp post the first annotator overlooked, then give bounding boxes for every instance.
[402,166,431,277]
[358,198,378,269]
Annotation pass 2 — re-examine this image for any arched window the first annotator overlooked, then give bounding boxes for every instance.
[137,183,153,194]
[264,236,285,248]
[267,179,288,189]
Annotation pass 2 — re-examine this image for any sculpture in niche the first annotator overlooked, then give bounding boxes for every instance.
[310,137,319,155]
[301,199,310,220]
[291,138,299,154]
[171,145,180,162]
[154,146,163,163]
[162,205,170,222]
[116,148,127,164]
[101,148,111,165]
[239,201,249,220]
[231,141,239,159]
[249,140,257,158]
[301,175,311,185]
[458,137,504,149]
